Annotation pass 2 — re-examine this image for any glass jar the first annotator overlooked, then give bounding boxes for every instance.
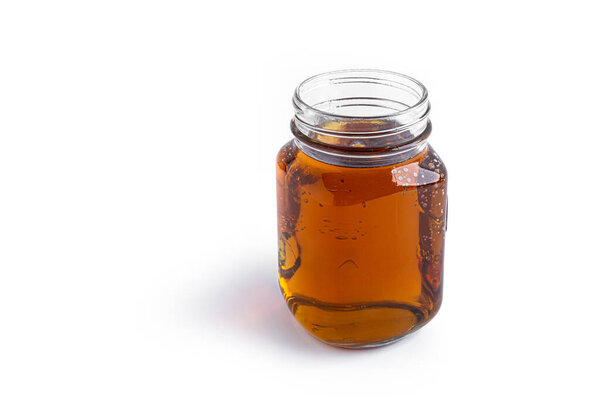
[276,70,447,348]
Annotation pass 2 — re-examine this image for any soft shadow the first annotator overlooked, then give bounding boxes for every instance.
[192,253,343,355]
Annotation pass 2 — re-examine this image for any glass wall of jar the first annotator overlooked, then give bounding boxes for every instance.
[276,70,447,348]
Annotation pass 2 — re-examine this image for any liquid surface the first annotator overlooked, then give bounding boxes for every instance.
[276,140,447,348]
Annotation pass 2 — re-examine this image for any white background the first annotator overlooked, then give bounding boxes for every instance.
[1,1,599,398]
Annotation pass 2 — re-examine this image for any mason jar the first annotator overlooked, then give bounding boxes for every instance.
[276,70,447,348]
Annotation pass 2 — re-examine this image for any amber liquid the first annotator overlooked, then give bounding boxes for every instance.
[276,140,447,348]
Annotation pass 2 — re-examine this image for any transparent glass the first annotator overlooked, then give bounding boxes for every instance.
[276,70,447,348]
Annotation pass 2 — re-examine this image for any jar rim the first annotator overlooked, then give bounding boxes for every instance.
[293,69,429,121]
[291,69,432,157]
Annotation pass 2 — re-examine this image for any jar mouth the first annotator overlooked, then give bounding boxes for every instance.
[293,69,429,121]
[292,69,431,153]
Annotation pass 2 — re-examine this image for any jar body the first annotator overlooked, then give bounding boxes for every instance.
[276,139,447,348]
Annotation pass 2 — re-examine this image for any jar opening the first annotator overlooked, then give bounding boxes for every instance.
[294,69,428,121]
[291,70,431,165]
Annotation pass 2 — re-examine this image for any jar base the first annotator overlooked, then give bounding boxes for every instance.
[286,293,438,349]
[313,322,432,349]
[322,333,412,349]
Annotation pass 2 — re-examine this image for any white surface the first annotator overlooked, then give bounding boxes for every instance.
[1,1,599,398]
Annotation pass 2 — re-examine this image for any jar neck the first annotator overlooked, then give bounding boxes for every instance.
[291,69,431,167]
[292,121,430,167]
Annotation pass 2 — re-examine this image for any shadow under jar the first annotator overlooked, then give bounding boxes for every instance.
[276,70,447,349]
